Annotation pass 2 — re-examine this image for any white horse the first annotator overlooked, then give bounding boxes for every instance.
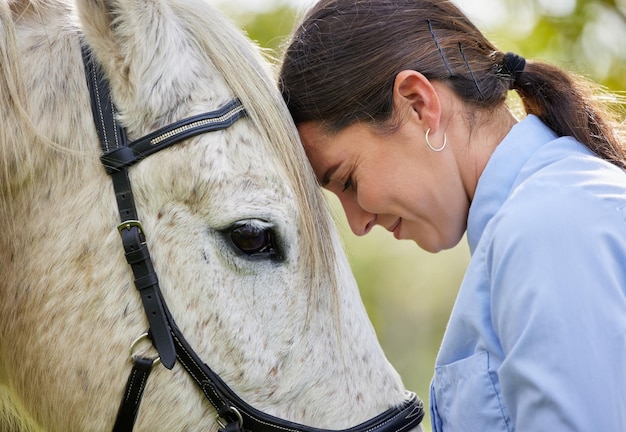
[0,0,424,431]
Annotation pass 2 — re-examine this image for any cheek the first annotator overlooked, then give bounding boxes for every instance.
[358,160,413,210]
[356,181,390,212]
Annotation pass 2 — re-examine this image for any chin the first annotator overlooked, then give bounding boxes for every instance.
[415,240,444,253]
[412,232,463,253]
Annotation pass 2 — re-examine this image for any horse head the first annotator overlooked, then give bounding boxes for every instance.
[0,0,424,430]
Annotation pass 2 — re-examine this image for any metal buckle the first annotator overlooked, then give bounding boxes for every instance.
[117,220,144,236]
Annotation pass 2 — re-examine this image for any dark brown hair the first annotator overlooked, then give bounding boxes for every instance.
[279,0,626,168]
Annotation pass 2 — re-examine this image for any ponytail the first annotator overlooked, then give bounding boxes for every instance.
[514,61,626,169]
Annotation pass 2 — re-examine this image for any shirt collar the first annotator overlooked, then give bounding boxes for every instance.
[466,115,558,253]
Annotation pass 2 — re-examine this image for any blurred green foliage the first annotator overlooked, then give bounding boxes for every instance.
[228,6,298,57]
[488,0,626,90]
[214,0,625,429]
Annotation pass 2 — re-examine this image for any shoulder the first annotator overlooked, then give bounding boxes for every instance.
[493,138,626,246]
[481,140,626,298]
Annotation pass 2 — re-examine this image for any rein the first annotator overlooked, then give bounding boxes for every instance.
[81,44,424,432]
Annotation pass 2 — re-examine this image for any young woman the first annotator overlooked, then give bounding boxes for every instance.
[278,0,626,430]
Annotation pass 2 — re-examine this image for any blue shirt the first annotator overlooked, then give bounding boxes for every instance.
[430,115,626,431]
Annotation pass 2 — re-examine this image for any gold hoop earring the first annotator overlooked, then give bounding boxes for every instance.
[425,128,447,152]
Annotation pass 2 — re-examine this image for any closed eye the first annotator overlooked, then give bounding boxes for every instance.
[342,177,353,192]
[222,219,284,261]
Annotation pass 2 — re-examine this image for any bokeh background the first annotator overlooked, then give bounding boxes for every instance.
[209,0,626,429]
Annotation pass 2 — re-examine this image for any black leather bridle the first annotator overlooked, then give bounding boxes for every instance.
[81,43,424,432]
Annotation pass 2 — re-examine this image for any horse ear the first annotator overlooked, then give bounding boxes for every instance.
[76,0,175,95]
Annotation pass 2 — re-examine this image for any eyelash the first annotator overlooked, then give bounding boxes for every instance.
[342,177,353,192]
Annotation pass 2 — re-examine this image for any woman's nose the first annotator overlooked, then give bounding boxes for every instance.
[338,193,376,236]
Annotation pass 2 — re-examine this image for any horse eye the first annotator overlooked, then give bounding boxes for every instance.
[227,221,282,260]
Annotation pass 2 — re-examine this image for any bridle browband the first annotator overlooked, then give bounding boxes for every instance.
[81,43,424,432]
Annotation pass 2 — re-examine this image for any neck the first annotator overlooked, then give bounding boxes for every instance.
[449,105,518,201]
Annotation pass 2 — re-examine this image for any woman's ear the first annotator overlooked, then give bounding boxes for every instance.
[393,70,441,132]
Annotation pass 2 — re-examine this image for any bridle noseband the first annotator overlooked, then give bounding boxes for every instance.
[81,43,424,432]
